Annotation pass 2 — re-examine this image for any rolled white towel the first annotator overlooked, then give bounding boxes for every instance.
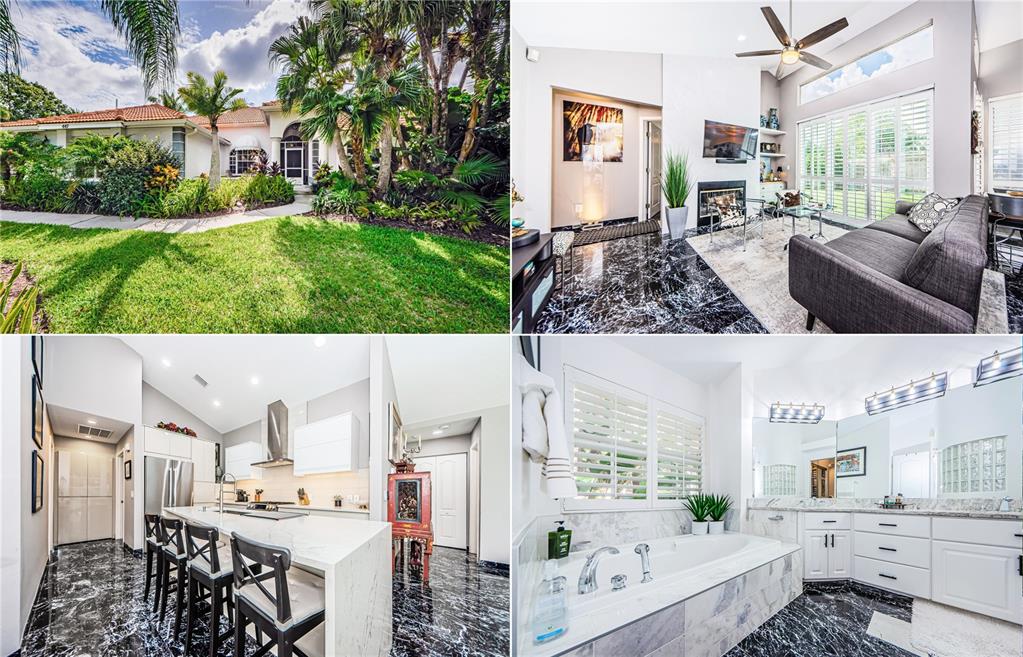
[517,354,578,499]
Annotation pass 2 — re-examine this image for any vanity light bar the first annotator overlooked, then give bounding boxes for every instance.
[865,371,947,415]
[974,346,1023,388]
[769,402,825,424]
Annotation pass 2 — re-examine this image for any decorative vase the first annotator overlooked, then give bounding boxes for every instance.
[691,521,709,535]
[666,205,689,240]
[760,115,767,128]
[708,521,725,535]
[768,108,780,131]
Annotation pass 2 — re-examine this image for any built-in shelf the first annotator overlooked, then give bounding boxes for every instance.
[760,128,786,136]
[760,152,787,158]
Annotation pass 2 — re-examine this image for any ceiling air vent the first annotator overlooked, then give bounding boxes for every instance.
[77,424,113,438]
[193,374,209,387]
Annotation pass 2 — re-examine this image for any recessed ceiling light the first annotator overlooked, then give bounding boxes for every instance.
[737,34,746,41]
[213,400,222,407]
[432,429,443,435]
[87,419,96,425]
[313,336,326,348]
[250,376,260,385]
[440,424,450,430]
[161,358,172,367]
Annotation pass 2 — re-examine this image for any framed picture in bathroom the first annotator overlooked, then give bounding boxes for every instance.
[836,446,867,477]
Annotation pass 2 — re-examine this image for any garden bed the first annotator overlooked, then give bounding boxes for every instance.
[0,260,49,332]
[320,212,507,245]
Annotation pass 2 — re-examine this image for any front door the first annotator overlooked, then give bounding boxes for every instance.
[283,141,304,183]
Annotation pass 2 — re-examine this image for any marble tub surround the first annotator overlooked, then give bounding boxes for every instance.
[748,496,1023,519]
[166,505,392,657]
[518,533,800,657]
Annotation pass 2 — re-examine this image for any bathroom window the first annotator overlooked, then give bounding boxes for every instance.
[939,436,1006,495]
[564,367,704,510]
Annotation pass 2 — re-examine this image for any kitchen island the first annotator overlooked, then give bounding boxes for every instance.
[165,505,392,657]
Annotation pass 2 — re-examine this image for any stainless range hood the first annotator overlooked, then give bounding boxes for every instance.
[252,400,293,467]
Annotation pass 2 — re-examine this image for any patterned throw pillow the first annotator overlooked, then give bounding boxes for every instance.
[907,193,962,232]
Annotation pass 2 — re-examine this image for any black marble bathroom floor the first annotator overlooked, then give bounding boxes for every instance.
[724,581,917,657]
[20,540,509,657]
[534,230,767,334]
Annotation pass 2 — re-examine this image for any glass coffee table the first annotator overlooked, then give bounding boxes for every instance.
[780,204,827,250]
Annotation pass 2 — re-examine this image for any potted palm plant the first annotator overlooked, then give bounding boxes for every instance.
[706,494,733,534]
[683,494,711,535]
[662,150,694,240]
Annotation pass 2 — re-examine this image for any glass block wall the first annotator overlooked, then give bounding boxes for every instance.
[763,464,797,496]
[940,436,1007,494]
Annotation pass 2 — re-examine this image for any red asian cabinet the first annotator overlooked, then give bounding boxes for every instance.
[387,470,434,580]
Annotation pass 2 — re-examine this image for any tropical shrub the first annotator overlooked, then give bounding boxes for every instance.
[0,131,63,182]
[1,262,38,334]
[312,162,332,193]
[65,179,102,213]
[312,176,369,216]
[98,139,180,216]
[11,167,68,212]
[161,177,212,217]
[65,133,131,179]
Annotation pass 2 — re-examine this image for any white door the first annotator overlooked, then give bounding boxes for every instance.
[646,121,662,220]
[892,451,930,498]
[804,530,829,579]
[58,497,87,544]
[416,454,468,550]
[932,540,1023,623]
[829,532,852,578]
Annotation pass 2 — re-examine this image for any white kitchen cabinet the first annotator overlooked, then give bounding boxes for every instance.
[86,497,113,540]
[58,497,88,544]
[804,531,829,578]
[932,539,1023,623]
[192,439,217,482]
[224,441,262,481]
[144,425,170,456]
[168,433,192,459]
[293,412,360,476]
[60,451,88,497]
[87,453,112,497]
[803,528,851,579]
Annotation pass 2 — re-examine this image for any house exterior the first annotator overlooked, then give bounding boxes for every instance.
[0,101,336,186]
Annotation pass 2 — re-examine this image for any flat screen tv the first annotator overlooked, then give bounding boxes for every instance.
[703,120,758,160]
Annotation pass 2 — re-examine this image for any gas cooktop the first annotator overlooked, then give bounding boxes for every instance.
[246,501,295,512]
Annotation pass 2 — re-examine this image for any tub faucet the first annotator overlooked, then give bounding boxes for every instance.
[634,543,653,583]
[578,546,620,594]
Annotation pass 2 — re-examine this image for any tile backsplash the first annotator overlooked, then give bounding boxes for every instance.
[233,465,369,508]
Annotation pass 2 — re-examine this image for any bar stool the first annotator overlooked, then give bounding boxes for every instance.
[231,533,326,657]
[184,522,235,657]
[158,517,189,639]
[144,514,161,603]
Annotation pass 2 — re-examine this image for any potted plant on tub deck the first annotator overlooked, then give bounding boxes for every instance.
[707,494,733,534]
[683,494,711,535]
[662,150,694,240]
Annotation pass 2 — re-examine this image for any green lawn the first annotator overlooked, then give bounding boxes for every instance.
[0,216,509,333]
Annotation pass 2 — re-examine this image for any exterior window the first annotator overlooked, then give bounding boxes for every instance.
[311,139,320,169]
[171,127,185,173]
[800,24,933,105]
[798,88,932,222]
[230,148,264,176]
[990,93,1023,191]
[564,367,704,510]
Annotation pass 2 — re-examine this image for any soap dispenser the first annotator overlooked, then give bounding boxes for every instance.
[548,520,572,559]
[532,560,568,644]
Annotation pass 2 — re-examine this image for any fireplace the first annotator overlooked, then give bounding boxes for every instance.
[697,180,746,228]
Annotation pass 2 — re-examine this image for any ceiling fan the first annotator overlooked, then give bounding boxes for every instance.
[736,1,849,78]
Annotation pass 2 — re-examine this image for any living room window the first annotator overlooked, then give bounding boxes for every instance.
[989,93,1023,191]
[563,367,704,510]
[798,88,933,222]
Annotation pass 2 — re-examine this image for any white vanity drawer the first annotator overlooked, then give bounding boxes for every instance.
[804,512,850,530]
[854,556,931,598]
[932,517,1023,549]
[853,513,930,538]
[853,531,930,569]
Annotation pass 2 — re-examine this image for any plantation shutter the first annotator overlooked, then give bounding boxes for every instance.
[898,94,931,203]
[991,94,1023,189]
[570,380,648,500]
[655,405,703,500]
[869,104,897,220]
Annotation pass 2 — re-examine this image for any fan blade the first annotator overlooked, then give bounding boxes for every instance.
[761,6,792,46]
[775,59,786,79]
[799,50,832,70]
[736,49,783,57]
[797,17,849,49]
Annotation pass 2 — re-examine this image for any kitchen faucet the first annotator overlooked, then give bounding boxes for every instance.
[219,473,236,514]
[634,543,653,583]
[578,546,620,594]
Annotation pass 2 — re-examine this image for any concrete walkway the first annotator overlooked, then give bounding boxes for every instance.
[0,194,313,234]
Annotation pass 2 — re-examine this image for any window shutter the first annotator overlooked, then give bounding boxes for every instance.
[899,95,930,183]
[570,381,648,500]
[991,94,1023,188]
[655,407,703,500]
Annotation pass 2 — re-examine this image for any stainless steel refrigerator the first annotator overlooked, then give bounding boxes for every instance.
[145,456,194,515]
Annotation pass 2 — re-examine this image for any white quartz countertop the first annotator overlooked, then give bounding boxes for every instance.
[747,502,1022,520]
[219,501,370,514]
[165,506,390,571]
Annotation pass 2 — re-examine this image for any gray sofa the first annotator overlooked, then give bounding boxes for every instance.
[788,194,989,333]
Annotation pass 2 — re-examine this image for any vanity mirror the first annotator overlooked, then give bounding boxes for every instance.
[752,419,837,498]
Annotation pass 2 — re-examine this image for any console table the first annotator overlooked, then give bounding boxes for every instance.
[512,232,556,333]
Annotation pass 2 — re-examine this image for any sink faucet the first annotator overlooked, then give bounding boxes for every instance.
[219,473,236,515]
[578,546,620,594]
[634,543,653,583]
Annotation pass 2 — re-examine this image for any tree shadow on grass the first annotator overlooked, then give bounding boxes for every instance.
[270,217,509,333]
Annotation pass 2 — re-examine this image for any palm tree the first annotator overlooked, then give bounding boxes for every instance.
[1,0,180,92]
[177,70,246,187]
[147,90,184,112]
[457,0,508,163]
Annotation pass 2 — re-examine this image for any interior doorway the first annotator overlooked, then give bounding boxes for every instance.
[810,458,836,498]
[115,451,124,541]
[415,453,468,550]
[645,119,662,221]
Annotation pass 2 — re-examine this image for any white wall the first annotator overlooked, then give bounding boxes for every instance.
[662,54,762,230]
[512,37,662,232]
[419,435,471,457]
[978,38,1023,193]
[115,427,135,551]
[835,414,891,498]
[778,1,974,197]
[369,337,398,523]
[478,404,510,565]
[142,382,223,445]
[705,364,753,530]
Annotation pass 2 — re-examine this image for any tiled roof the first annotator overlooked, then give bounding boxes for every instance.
[261,100,281,107]
[186,107,267,127]
[0,104,185,127]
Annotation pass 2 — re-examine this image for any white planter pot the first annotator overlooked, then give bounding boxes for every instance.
[691,521,709,535]
[708,521,725,535]
[666,206,689,240]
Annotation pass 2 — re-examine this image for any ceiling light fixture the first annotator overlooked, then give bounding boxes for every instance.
[440,424,450,430]
[213,399,222,407]
[974,346,1022,388]
[865,371,947,415]
[87,419,97,425]
[161,358,172,367]
[313,336,326,348]
[737,34,747,41]
[432,429,443,435]
[250,376,260,385]
[769,401,825,424]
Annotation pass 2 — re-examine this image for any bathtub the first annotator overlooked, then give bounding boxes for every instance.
[520,532,801,656]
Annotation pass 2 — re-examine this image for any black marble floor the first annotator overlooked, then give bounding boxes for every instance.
[534,230,767,334]
[724,581,917,657]
[20,539,509,657]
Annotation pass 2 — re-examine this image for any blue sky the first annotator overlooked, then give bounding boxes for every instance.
[13,0,308,112]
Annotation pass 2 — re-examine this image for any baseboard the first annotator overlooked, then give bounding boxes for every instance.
[478,560,510,576]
